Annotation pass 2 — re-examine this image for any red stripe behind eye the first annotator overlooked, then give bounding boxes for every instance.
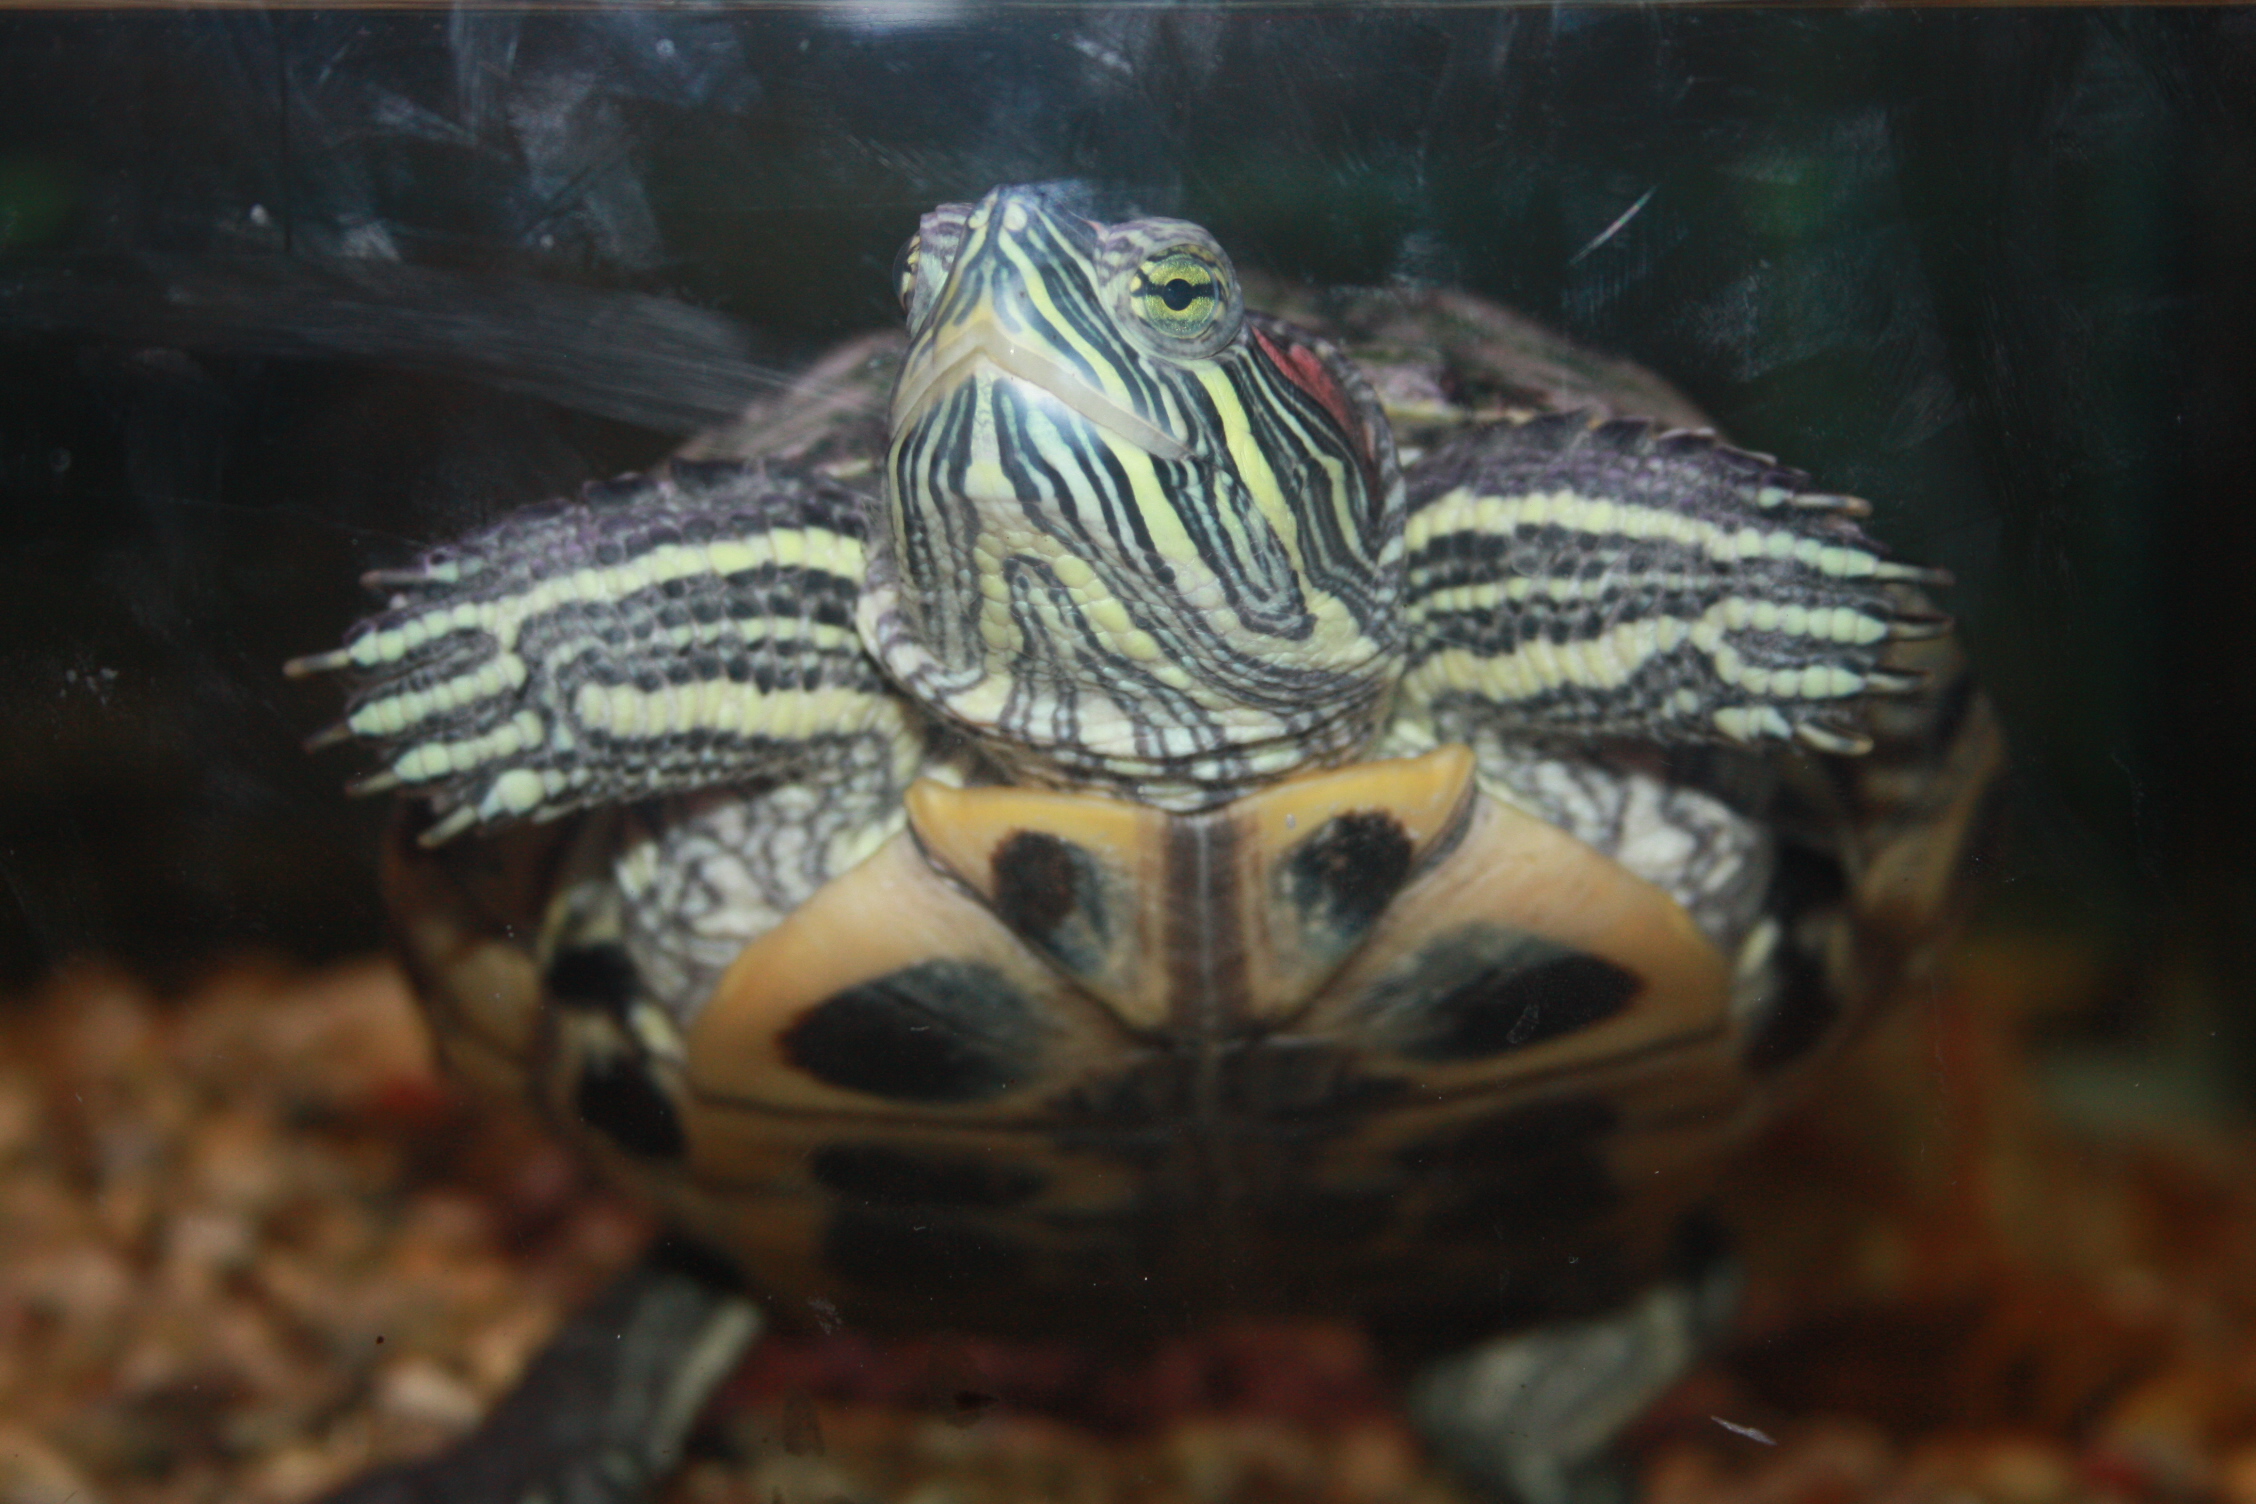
[1249,324,1370,469]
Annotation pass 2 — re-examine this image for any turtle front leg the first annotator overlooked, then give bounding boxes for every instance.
[1399,413,1949,757]
[286,458,899,845]
[320,1247,762,1504]
[1407,1256,1742,1504]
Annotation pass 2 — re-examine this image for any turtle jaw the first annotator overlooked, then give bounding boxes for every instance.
[891,312,1195,467]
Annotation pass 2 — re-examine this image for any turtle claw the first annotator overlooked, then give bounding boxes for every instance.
[347,768,404,798]
[1887,610,1954,641]
[361,560,463,591]
[416,804,482,847]
[1875,560,1953,587]
[1793,719,1875,756]
[1790,490,1873,517]
[1863,667,1927,695]
[283,647,354,679]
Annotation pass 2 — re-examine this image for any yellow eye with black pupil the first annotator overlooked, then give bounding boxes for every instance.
[1133,252,1222,337]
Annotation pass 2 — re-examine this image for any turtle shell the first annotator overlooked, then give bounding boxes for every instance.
[384,282,2001,1349]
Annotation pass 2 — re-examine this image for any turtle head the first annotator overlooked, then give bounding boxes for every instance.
[866,184,1406,805]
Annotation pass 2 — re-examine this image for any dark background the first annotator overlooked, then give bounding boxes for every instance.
[0,8,2248,1088]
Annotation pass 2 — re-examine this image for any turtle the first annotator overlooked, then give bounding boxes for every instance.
[289,182,2001,1504]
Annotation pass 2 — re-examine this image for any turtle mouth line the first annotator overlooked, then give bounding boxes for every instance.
[893,325,1193,464]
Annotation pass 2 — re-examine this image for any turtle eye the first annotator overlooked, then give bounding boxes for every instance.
[1130,250,1225,341]
[892,233,921,313]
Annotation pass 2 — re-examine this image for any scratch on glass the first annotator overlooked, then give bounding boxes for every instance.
[1569,187,1657,265]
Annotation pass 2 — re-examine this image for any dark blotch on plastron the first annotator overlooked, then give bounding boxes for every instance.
[1366,926,1638,1062]
[1214,1035,1406,1119]
[1047,1041,1403,1161]
[990,830,1109,976]
[1043,1053,1189,1166]
[811,1143,1048,1208]
[822,1207,1030,1291]
[546,942,641,1014]
[1396,1095,1620,1170]
[1421,951,1640,1058]
[575,1053,686,1159]
[1285,810,1414,939]
[783,961,1036,1103]
[991,830,1079,937]
[1398,1096,1623,1237]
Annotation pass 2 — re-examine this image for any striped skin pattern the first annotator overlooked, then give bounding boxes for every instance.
[1402,413,1947,757]
[288,461,914,844]
[866,188,1405,807]
[297,186,1945,839]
